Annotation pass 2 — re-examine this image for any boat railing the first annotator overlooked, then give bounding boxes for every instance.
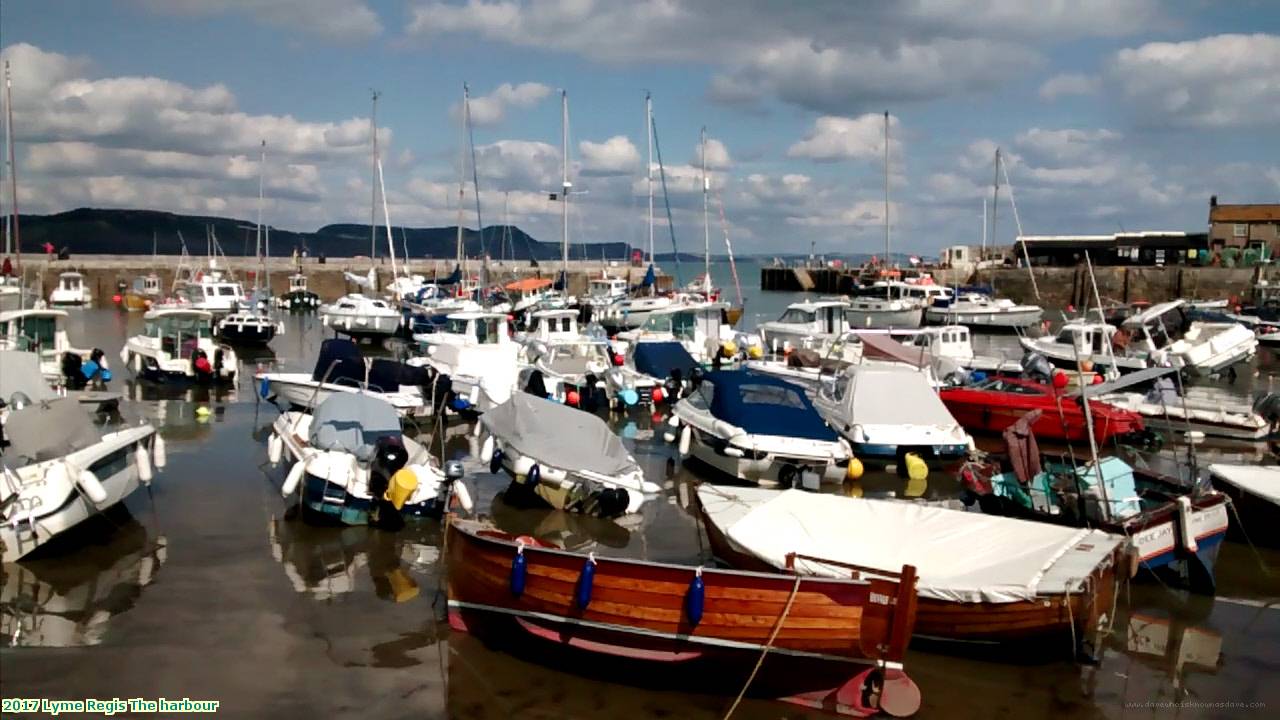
[783,551,908,581]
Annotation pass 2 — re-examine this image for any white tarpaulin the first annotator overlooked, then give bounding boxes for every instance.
[1209,464,1280,505]
[482,393,637,477]
[698,485,1124,604]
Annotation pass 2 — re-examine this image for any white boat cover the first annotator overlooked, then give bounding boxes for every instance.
[0,350,57,402]
[481,392,636,477]
[698,485,1124,604]
[308,393,401,462]
[4,397,103,466]
[1209,464,1280,506]
[835,364,960,428]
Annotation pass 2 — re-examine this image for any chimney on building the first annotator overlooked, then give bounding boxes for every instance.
[1210,195,1218,207]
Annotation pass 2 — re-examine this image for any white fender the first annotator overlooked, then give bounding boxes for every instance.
[472,421,483,438]
[282,460,306,497]
[75,464,109,505]
[152,434,167,468]
[480,435,495,464]
[510,453,535,477]
[133,352,143,374]
[1177,496,1198,554]
[625,488,646,514]
[135,445,154,485]
[453,481,474,513]
[663,430,676,443]
[678,425,692,456]
[540,465,568,483]
[267,433,284,465]
[118,346,129,366]
[667,414,680,428]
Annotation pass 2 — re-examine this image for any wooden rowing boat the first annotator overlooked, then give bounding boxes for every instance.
[445,517,922,717]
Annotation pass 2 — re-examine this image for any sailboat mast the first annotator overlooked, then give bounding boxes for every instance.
[700,126,710,293]
[560,90,570,284]
[369,90,380,260]
[981,197,987,260]
[464,82,485,264]
[883,111,890,265]
[646,92,654,263]
[256,140,265,294]
[991,147,1001,257]
[455,84,467,277]
[1,61,9,257]
[376,156,399,289]
[4,61,19,265]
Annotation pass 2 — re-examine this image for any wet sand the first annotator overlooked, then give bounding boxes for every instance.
[3,307,1278,719]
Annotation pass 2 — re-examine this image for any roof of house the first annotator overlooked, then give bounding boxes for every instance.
[1210,204,1280,223]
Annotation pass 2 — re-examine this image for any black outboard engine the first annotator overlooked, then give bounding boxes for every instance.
[1021,351,1053,384]
[525,369,548,398]
[367,436,410,531]
[665,368,684,401]
[1255,392,1280,433]
[61,351,87,390]
[582,373,603,412]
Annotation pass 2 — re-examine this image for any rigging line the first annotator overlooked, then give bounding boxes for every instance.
[714,187,743,308]
[650,114,682,287]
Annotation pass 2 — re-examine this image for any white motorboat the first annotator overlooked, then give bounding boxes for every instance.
[899,326,1023,376]
[216,310,282,345]
[812,362,972,463]
[414,310,514,352]
[668,369,852,488]
[256,338,439,420]
[478,393,657,517]
[924,292,1043,328]
[120,308,238,384]
[163,266,246,314]
[1020,321,1148,374]
[0,391,162,563]
[757,299,848,354]
[1206,464,1279,548]
[597,294,677,332]
[320,293,402,340]
[412,312,519,415]
[269,393,466,527]
[614,301,737,364]
[516,308,596,345]
[276,273,320,310]
[844,281,936,329]
[48,271,92,306]
[580,275,630,315]
[519,337,656,410]
[1098,378,1275,441]
[0,308,99,385]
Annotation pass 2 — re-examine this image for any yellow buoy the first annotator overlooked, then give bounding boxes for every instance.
[845,456,864,481]
[747,344,764,359]
[720,340,738,358]
[195,406,212,418]
[904,452,928,482]
[385,468,419,510]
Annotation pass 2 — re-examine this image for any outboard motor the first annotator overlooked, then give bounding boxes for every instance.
[368,436,411,531]
[525,369,548,398]
[62,351,87,390]
[689,366,705,392]
[665,368,684,401]
[1021,351,1053,384]
[582,373,603,412]
[1255,392,1280,433]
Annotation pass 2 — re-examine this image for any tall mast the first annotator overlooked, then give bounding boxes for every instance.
[700,126,710,293]
[256,139,265,294]
[4,61,19,265]
[991,147,1001,256]
[463,83,485,267]
[645,92,654,263]
[455,84,467,275]
[883,110,890,266]
[369,90,380,259]
[560,89,570,285]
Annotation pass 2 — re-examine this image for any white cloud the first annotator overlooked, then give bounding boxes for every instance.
[133,0,383,41]
[1110,33,1280,128]
[1038,73,1099,100]
[579,135,640,175]
[1014,128,1120,164]
[692,137,731,170]
[472,139,560,191]
[788,114,900,163]
[455,82,552,127]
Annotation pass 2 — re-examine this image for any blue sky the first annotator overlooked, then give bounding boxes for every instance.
[2,0,1278,256]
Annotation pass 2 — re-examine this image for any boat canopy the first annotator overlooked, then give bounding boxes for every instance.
[308,393,401,462]
[698,485,1125,604]
[0,350,57,403]
[481,392,636,477]
[505,277,553,293]
[631,341,698,380]
[311,339,366,385]
[826,364,959,429]
[700,370,836,441]
[3,397,102,466]
[1209,464,1280,506]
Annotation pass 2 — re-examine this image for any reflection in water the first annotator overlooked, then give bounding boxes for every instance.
[489,492,633,550]
[1,513,166,647]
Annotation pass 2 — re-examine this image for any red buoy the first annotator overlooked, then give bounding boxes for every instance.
[651,386,665,404]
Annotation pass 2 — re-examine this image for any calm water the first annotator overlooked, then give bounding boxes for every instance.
[2,282,1278,719]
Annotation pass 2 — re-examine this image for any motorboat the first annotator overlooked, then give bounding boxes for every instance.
[1098,376,1276,441]
[668,369,852,487]
[216,310,282,346]
[624,340,701,403]
[48,271,92,306]
[924,291,1042,329]
[1206,464,1279,548]
[845,281,945,329]
[697,485,1125,653]
[812,362,972,464]
[0,308,100,385]
[401,283,482,336]
[578,274,629,318]
[613,302,738,364]
[320,293,402,340]
[597,293,677,333]
[0,388,163,562]
[276,273,320,310]
[757,299,848,354]
[939,376,1147,444]
[0,277,39,313]
[516,308,596,345]
[413,312,519,415]
[445,516,922,717]
[478,393,657,518]
[120,308,238,384]
[121,274,161,312]
[256,338,440,420]
[959,410,1230,594]
[161,266,246,314]
[898,326,1023,376]
[268,393,465,527]
[504,277,558,316]
[1019,321,1148,374]
[519,337,655,411]
[414,310,512,351]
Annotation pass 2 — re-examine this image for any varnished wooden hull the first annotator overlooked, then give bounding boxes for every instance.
[446,518,921,716]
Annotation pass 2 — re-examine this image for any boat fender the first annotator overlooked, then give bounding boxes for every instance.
[135,445,154,485]
[799,466,821,491]
[667,414,681,428]
[1176,496,1198,554]
[575,553,597,610]
[489,447,504,474]
[118,346,130,367]
[527,464,541,487]
[153,434,167,469]
[723,445,745,458]
[619,388,638,406]
[452,480,474,513]
[540,465,568,483]
[267,433,284,465]
[480,435,495,464]
[259,376,271,399]
[282,460,306,497]
[511,454,535,477]
[75,464,109,505]
[510,543,528,598]
[686,568,705,626]
[663,430,676,444]
[904,452,928,482]
[846,457,865,481]
[678,425,692,456]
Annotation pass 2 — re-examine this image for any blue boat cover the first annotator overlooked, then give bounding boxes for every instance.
[312,339,365,386]
[632,341,698,381]
[702,370,836,441]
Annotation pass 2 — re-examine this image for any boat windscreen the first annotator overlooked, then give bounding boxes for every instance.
[704,370,836,441]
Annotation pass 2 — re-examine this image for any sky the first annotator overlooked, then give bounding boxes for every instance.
[1,0,1278,257]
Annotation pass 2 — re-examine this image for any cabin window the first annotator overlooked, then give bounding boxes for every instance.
[218,286,236,296]
[1054,329,1075,344]
[560,318,571,332]
[446,318,468,334]
[958,330,968,344]
[204,286,216,297]
[740,383,805,410]
[672,313,696,340]
[18,317,58,351]
[338,303,356,310]
[1091,332,1105,354]
[778,309,816,324]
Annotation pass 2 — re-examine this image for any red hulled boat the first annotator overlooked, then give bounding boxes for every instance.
[940,376,1144,443]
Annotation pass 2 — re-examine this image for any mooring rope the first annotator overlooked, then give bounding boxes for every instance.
[721,572,803,720]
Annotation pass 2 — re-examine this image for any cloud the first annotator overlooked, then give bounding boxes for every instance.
[1109,33,1280,128]
[1038,73,1099,100]
[133,0,383,41]
[692,137,731,170]
[579,136,640,175]
[1014,128,1120,164]
[788,114,899,163]
[454,82,551,127]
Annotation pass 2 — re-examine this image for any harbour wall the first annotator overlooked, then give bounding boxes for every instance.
[15,255,669,303]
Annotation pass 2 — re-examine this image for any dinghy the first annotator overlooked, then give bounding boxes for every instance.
[669,370,852,487]
[1206,464,1280,548]
[320,294,401,340]
[697,485,1124,653]
[478,393,657,518]
[269,393,465,527]
[121,308,238,384]
[446,516,923,717]
[256,338,441,420]
[0,388,162,562]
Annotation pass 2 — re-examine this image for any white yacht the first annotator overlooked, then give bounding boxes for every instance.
[924,292,1043,328]
[163,267,246,314]
[901,325,1023,376]
[845,281,941,329]
[757,299,848,354]
[0,308,96,385]
[412,312,519,415]
[216,311,282,346]
[120,308,238,384]
[597,294,677,333]
[48,271,92,306]
[320,294,402,340]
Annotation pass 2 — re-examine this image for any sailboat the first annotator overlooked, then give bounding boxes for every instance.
[217,141,282,345]
[1,59,35,314]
